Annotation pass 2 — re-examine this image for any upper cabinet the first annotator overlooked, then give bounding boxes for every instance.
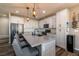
[56,9,70,29]
[39,15,56,28]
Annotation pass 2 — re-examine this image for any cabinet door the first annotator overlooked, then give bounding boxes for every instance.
[56,11,61,46]
[41,40,55,56]
[59,10,66,49]
[59,9,69,49]
[56,9,69,49]
[59,28,65,49]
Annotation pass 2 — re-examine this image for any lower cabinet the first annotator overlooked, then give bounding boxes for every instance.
[41,40,55,56]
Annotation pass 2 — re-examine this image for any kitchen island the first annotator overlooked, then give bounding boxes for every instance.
[23,33,56,56]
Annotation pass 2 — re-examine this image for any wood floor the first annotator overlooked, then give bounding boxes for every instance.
[0,38,79,56]
[56,46,79,56]
[0,38,15,56]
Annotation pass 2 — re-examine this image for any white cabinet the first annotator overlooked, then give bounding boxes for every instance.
[41,40,55,56]
[39,16,56,28]
[56,9,69,50]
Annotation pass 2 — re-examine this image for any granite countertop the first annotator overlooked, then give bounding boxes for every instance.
[23,33,56,47]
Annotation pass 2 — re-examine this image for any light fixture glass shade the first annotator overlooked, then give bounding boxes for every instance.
[33,7,36,17]
[26,7,30,21]
[33,11,36,17]
[33,11,36,15]
[27,17,30,21]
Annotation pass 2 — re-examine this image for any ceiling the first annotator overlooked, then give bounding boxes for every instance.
[0,3,79,20]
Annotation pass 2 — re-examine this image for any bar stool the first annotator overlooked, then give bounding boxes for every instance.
[18,38,39,56]
[22,46,39,56]
[18,38,30,49]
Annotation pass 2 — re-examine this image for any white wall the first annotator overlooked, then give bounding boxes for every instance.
[24,19,38,32]
[0,16,9,39]
[39,15,56,28]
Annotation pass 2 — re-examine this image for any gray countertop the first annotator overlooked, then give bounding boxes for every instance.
[23,33,56,47]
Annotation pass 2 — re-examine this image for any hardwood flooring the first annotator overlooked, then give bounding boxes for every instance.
[0,38,15,56]
[56,46,79,56]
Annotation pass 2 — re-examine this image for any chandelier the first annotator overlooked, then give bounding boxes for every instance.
[26,3,37,21]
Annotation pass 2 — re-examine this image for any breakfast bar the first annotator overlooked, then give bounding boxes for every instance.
[23,33,56,56]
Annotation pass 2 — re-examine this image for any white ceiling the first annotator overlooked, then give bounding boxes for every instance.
[0,3,79,20]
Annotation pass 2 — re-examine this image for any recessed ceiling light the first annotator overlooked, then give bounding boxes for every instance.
[42,10,46,14]
[15,10,19,13]
[3,14,7,16]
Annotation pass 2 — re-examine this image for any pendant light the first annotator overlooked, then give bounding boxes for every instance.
[26,3,38,20]
[26,7,30,21]
[33,3,36,18]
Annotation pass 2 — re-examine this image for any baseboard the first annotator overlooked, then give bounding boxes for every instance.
[0,35,9,39]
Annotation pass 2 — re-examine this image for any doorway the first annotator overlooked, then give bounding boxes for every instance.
[10,23,24,44]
